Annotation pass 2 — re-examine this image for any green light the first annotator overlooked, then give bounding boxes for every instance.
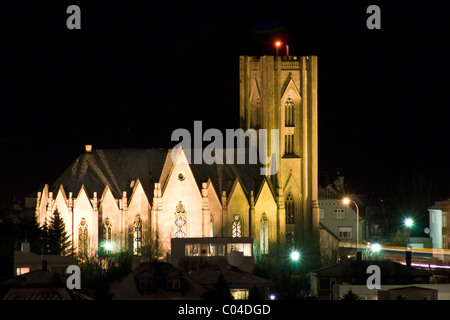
[371,243,381,252]
[405,218,413,228]
[103,241,112,251]
[290,250,300,261]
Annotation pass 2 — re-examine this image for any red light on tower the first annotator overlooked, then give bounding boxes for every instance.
[275,40,282,55]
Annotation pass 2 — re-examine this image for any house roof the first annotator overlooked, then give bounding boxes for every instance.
[428,199,450,210]
[189,264,272,288]
[14,251,78,266]
[51,147,270,202]
[311,259,432,278]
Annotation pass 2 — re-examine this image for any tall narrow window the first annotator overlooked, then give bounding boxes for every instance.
[103,218,112,253]
[210,214,214,237]
[174,202,187,238]
[285,97,294,127]
[286,193,295,224]
[260,213,269,254]
[285,134,294,154]
[134,215,142,256]
[232,213,242,238]
[78,218,88,257]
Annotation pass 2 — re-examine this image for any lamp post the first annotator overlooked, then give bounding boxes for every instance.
[343,197,359,253]
[404,218,414,248]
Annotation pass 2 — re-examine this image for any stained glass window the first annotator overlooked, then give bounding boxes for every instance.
[260,213,269,254]
[232,213,242,238]
[286,193,295,224]
[134,215,142,256]
[103,218,112,253]
[78,218,88,257]
[174,202,187,238]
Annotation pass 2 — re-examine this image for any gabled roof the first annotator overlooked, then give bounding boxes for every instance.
[190,264,272,288]
[51,148,168,199]
[311,259,432,278]
[51,147,269,202]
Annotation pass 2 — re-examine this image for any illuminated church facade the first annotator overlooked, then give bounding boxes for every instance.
[35,55,319,260]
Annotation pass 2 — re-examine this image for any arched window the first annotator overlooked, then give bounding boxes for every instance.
[260,213,269,254]
[174,202,187,238]
[286,193,295,224]
[78,218,88,257]
[134,215,142,256]
[210,214,214,237]
[103,218,112,253]
[232,213,242,238]
[285,97,294,127]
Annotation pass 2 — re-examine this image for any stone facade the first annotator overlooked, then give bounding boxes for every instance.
[35,55,319,261]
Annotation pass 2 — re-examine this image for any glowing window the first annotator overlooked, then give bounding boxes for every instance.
[78,218,88,257]
[134,215,142,256]
[210,214,214,237]
[232,213,242,238]
[16,267,30,275]
[260,213,269,254]
[103,218,112,253]
[174,202,187,238]
[231,289,249,300]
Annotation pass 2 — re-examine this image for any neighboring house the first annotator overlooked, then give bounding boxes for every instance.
[309,256,432,300]
[14,242,78,277]
[334,283,450,300]
[171,237,254,273]
[189,264,272,300]
[110,262,206,300]
[378,286,438,300]
[428,199,450,250]
[318,184,366,247]
[2,269,91,300]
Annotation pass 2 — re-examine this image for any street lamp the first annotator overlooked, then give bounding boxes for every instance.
[371,243,381,253]
[404,218,414,248]
[404,218,413,228]
[290,250,300,262]
[343,197,360,253]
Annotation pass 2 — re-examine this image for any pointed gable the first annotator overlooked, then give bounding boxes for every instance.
[54,185,72,235]
[227,178,250,237]
[128,179,151,225]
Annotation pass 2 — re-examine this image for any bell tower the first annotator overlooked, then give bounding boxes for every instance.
[239,54,319,248]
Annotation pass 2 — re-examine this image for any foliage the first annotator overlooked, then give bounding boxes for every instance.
[79,251,133,299]
[341,288,359,300]
[385,229,409,247]
[40,209,72,255]
[201,273,234,301]
[253,243,317,300]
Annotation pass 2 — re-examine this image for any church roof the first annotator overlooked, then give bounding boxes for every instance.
[51,148,167,199]
[50,147,270,201]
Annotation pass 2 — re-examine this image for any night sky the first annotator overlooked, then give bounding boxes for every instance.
[1,1,449,208]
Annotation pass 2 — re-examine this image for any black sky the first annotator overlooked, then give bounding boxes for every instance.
[1,1,449,207]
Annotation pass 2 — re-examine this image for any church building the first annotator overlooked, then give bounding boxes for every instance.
[34,55,319,261]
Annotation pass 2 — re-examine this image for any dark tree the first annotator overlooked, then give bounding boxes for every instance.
[43,209,72,256]
[201,273,234,301]
[341,288,359,300]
